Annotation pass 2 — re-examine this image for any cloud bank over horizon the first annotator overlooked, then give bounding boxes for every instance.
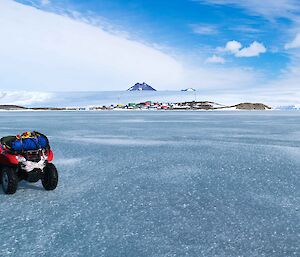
[0,0,263,92]
[0,0,185,91]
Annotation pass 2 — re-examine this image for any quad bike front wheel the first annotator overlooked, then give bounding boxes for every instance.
[42,163,58,191]
[1,167,18,194]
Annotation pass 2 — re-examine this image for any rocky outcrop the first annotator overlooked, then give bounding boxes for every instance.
[0,105,27,110]
[234,103,271,110]
[127,82,156,91]
[181,88,196,92]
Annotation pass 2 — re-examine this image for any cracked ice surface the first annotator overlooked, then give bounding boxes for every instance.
[0,111,299,257]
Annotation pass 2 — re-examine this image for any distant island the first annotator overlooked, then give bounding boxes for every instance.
[181,88,196,92]
[127,82,156,91]
[0,102,272,111]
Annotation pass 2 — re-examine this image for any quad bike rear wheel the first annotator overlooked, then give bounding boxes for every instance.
[1,167,18,194]
[42,163,58,191]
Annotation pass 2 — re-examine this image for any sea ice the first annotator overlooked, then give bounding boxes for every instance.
[0,111,299,257]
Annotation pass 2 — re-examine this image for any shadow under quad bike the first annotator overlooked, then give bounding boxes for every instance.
[0,134,58,194]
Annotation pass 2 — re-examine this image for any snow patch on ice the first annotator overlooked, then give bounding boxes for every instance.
[71,137,171,146]
[54,158,82,166]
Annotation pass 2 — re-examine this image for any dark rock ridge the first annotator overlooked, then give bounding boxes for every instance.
[127,82,156,91]
[0,105,79,111]
[181,88,196,92]
[0,105,27,110]
[234,103,271,110]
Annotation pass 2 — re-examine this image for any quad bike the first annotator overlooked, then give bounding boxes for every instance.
[0,134,58,194]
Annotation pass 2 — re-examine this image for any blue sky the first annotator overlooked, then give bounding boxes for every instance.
[19,0,291,70]
[1,0,300,105]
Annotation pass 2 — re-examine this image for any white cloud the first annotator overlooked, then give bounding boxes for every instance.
[224,40,242,54]
[235,41,266,57]
[231,25,261,33]
[206,55,225,64]
[41,0,50,5]
[200,0,300,20]
[0,0,262,93]
[190,24,218,35]
[285,34,300,49]
[220,40,266,57]
[0,0,184,91]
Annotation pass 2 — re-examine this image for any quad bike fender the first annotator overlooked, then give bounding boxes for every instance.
[0,153,19,166]
[47,149,54,162]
